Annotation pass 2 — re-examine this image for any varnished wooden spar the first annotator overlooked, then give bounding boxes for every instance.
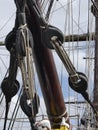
[0,42,4,46]
[26,0,69,128]
[64,32,95,42]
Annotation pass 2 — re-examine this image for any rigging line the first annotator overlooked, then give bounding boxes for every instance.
[70,3,79,117]
[91,0,98,12]
[45,0,54,21]
[1,68,9,82]
[41,0,47,8]
[76,0,81,74]
[19,114,26,129]
[87,0,91,77]
[63,0,68,37]
[0,53,9,56]
[0,56,8,69]
[0,35,6,40]
[0,104,5,121]
[32,63,39,96]
[87,0,90,35]
[70,0,74,64]
[48,0,57,23]
[52,44,95,52]
[8,102,20,130]
[59,0,85,35]
[0,12,15,32]
[41,0,50,13]
[10,103,20,130]
[0,93,4,105]
[85,1,94,75]
[7,88,22,130]
[60,63,63,87]
[39,105,45,117]
[72,19,85,35]
[51,0,76,13]
[67,0,71,116]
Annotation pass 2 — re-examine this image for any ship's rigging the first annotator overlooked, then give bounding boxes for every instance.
[1,1,97,130]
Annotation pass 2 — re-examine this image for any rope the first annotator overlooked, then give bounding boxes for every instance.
[45,0,54,21]
[7,88,22,130]
[0,13,15,32]
[9,102,20,130]
[18,23,27,29]
[0,93,4,105]
[91,0,98,12]
[48,109,68,120]
[47,0,57,23]
[3,99,10,130]
[19,34,36,117]
[41,0,49,12]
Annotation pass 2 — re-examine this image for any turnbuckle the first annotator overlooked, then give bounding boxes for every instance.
[51,36,80,84]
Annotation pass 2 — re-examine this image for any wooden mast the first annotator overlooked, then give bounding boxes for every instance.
[26,1,70,129]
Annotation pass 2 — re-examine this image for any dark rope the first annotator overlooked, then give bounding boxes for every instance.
[0,93,4,104]
[8,88,22,130]
[3,98,11,130]
[91,0,98,13]
[45,0,54,21]
[81,92,97,115]
[14,0,26,13]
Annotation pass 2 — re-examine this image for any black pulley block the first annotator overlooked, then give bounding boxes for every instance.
[5,30,16,51]
[20,91,40,118]
[68,72,88,93]
[41,25,64,49]
[1,77,20,99]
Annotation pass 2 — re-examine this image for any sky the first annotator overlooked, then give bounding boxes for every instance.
[0,0,16,42]
[0,0,95,130]
[0,0,93,41]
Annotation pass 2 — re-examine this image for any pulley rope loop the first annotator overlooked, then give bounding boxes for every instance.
[48,109,68,120]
